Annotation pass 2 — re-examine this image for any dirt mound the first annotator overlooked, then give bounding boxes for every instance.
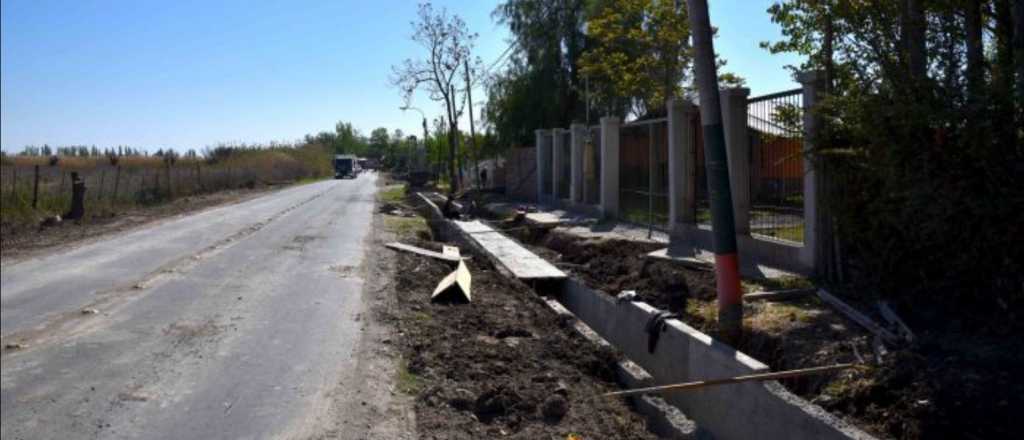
[386,237,656,439]
[538,230,717,312]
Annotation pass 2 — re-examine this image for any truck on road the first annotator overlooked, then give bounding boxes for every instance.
[333,155,361,179]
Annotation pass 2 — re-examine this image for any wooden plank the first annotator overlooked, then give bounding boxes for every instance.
[432,260,472,302]
[743,288,815,302]
[877,301,915,342]
[385,242,461,263]
[442,245,461,259]
[816,289,898,343]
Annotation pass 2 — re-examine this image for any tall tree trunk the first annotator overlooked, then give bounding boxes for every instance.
[1015,0,1024,118]
[994,0,1017,150]
[465,60,480,188]
[965,0,986,146]
[444,94,459,194]
[822,7,835,95]
[904,0,928,83]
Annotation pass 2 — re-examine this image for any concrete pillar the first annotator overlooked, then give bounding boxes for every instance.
[797,72,823,271]
[599,117,620,217]
[552,129,566,199]
[534,129,550,202]
[720,87,751,235]
[667,98,697,230]
[570,123,585,203]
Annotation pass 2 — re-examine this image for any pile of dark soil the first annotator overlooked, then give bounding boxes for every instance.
[385,237,657,439]
[533,230,719,312]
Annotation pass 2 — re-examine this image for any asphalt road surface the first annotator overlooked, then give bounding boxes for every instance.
[2,173,378,439]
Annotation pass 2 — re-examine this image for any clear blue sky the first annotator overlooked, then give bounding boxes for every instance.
[0,0,801,153]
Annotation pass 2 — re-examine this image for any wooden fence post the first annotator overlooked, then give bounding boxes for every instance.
[65,172,86,220]
[32,165,40,209]
[98,170,107,200]
[113,166,121,200]
[11,166,17,198]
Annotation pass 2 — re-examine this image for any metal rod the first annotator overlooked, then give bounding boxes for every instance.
[602,363,862,398]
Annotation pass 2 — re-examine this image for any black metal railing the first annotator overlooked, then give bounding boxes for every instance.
[747,88,804,243]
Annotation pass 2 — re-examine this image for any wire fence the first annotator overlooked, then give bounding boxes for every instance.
[0,159,313,225]
[619,118,669,231]
[692,113,711,226]
[747,88,805,243]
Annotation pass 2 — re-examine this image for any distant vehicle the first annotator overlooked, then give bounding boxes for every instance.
[333,155,360,179]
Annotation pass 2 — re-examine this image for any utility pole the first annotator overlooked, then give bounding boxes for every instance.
[686,0,743,345]
[464,60,480,188]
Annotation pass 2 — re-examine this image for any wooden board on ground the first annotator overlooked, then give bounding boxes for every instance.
[385,242,461,263]
[442,245,461,259]
[454,220,566,280]
[432,260,472,302]
[743,288,816,302]
[816,289,899,343]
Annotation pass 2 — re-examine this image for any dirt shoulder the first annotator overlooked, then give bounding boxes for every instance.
[1,184,291,264]
[373,184,657,439]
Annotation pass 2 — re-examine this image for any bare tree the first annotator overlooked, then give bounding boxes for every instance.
[392,2,480,193]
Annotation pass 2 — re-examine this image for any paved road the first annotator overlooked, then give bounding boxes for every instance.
[1,174,378,439]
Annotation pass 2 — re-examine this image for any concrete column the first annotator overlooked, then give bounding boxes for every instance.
[797,72,823,271]
[667,98,697,230]
[534,129,550,202]
[720,87,751,235]
[570,123,585,203]
[599,117,620,217]
[552,129,566,199]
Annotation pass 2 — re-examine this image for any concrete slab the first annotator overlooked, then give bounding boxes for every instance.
[524,212,563,227]
[647,243,800,280]
[453,220,566,280]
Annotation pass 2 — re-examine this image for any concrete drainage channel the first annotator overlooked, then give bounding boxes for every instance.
[414,192,876,440]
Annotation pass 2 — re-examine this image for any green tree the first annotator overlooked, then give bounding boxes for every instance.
[578,0,691,118]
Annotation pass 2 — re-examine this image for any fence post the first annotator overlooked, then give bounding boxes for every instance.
[196,163,202,192]
[720,87,751,235]
[668,98,697,230]
[166,163,173,197]
[798,71,827,276]
[552,128,567,200]
[570,123,586,203]
[66,172,86,220]
[600,116,620,218]
[11,166,17,198]
[534,129,550,202]
[113,166,121,200]
[32,165,40,209]
[98,170,106,200]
